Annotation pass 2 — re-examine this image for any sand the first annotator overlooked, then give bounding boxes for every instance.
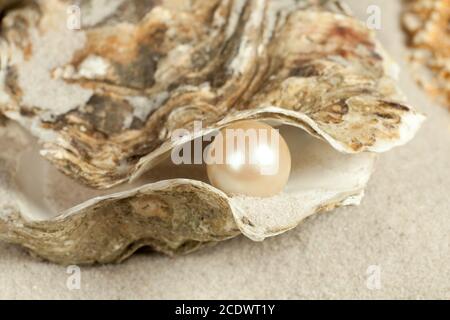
[0,0,448,299]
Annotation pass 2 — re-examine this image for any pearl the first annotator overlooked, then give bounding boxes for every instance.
[206,121,291,197]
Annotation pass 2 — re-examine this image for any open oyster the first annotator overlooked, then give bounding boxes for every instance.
[0,0,424,264]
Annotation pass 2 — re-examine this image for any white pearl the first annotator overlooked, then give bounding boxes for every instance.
[206,121,291,197]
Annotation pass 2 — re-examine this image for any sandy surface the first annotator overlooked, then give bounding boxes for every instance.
[0,0,448,299]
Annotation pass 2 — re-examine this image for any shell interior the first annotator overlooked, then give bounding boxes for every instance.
[0,119,374,263]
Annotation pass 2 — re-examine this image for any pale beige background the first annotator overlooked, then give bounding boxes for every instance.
[0,0,448,299]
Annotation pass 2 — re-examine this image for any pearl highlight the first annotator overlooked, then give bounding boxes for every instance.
[206,121,291,197]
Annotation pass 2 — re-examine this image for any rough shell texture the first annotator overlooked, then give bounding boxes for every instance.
[0,119,375,264]
[0,0,424,189]
[0,0,424,265]
[402,0,450,110]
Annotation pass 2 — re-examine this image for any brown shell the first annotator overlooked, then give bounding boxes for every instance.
[0,0,424,265]
[0,119,375,264]
[402,0,450,109]
[0,0,424,189]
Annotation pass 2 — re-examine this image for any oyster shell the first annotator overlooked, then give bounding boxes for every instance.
[0,118,375,264]
[0,0,424,264]
[0,0,423,188]
[402,0,450,110]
